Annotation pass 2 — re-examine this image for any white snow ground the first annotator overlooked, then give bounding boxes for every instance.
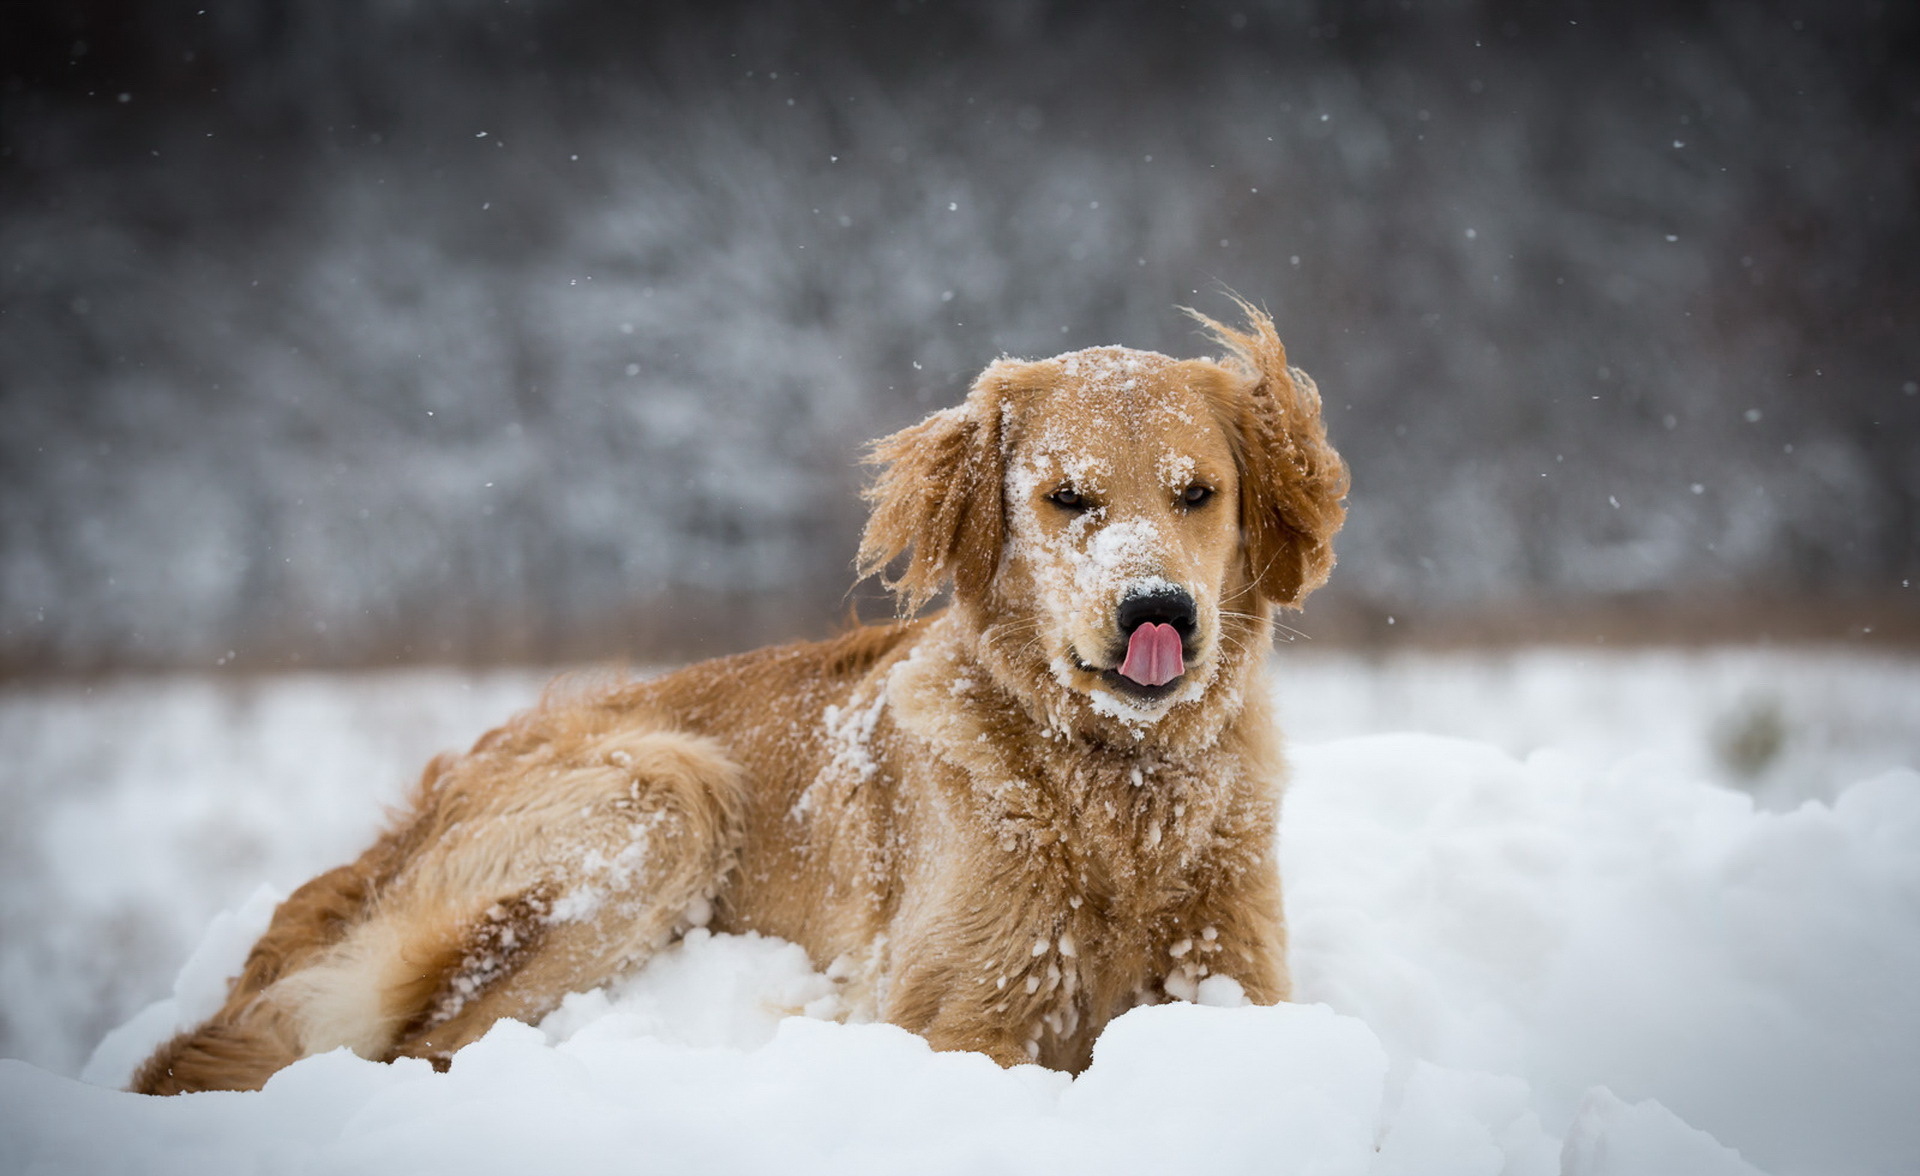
[2,646,1917,1175]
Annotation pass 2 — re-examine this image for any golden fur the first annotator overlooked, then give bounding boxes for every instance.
[132,302,1347,1092]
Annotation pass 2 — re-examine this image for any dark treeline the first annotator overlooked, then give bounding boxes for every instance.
[2,0,1916,673]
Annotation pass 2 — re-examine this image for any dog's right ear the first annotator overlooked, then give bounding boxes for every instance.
[857,368,1014,614]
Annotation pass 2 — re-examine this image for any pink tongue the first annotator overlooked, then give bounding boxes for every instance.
[1118,622,1185,687]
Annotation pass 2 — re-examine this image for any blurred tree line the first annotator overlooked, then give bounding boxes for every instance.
[1,0,1915,673]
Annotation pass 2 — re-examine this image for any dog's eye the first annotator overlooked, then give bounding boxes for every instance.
[1048,487,1086,510]
[1181,484,1214,508]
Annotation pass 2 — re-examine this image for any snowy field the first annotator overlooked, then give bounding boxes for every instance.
[2,645,1917,1175]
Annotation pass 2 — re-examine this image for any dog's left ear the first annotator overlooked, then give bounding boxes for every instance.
[857,367,1014,614]
[1193,301,1350,608]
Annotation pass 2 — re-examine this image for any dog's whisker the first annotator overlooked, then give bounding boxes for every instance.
[1211,604,1310,645]
[1270,620,1312,643]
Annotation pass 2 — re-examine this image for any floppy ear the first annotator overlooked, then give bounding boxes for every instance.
[1190,299,1350,608]
[856,372,1009,614]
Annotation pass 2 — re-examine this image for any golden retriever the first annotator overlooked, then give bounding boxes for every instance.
[132,302,1346,1092]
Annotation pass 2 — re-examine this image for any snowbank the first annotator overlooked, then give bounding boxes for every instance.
[1286,736,1920,1176]
[6,952,1754,1176]
[5,719,1915,1175]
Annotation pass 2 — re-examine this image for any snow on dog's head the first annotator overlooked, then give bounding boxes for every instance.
[859,301,1347,740]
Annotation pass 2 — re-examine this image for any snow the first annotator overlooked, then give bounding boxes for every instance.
[2,647,1918,1175]
[1285,735,1918,1176]
[1558,1087,1766,1176]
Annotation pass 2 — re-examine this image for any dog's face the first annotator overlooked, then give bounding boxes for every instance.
[997,348,1248,714]
[860,306,1347,734]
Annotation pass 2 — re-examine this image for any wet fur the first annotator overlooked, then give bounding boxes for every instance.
[133,303,1346,1092]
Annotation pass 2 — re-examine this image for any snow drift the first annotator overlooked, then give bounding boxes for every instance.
[4,701,1915,1175]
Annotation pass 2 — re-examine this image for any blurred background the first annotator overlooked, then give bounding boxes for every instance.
[3,0,1916,674]
[3,0,1920,1083]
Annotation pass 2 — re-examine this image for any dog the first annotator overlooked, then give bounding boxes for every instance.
[132,301,1347,1092]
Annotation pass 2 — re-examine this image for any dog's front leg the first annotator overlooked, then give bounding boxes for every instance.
[1162,850,1291,1007]
[883,949,1060,1068]
[878,880,1089,1069]
[898,985,1038,1070]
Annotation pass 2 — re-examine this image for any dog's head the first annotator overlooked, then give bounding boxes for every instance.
[861,303,1347,732]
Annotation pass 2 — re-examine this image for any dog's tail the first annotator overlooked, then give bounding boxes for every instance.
[130,858,380,1094]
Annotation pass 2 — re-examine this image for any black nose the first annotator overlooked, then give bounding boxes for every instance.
[1116,588,1197,640]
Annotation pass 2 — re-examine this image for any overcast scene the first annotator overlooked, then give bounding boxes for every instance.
[2,2,1917,1174]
